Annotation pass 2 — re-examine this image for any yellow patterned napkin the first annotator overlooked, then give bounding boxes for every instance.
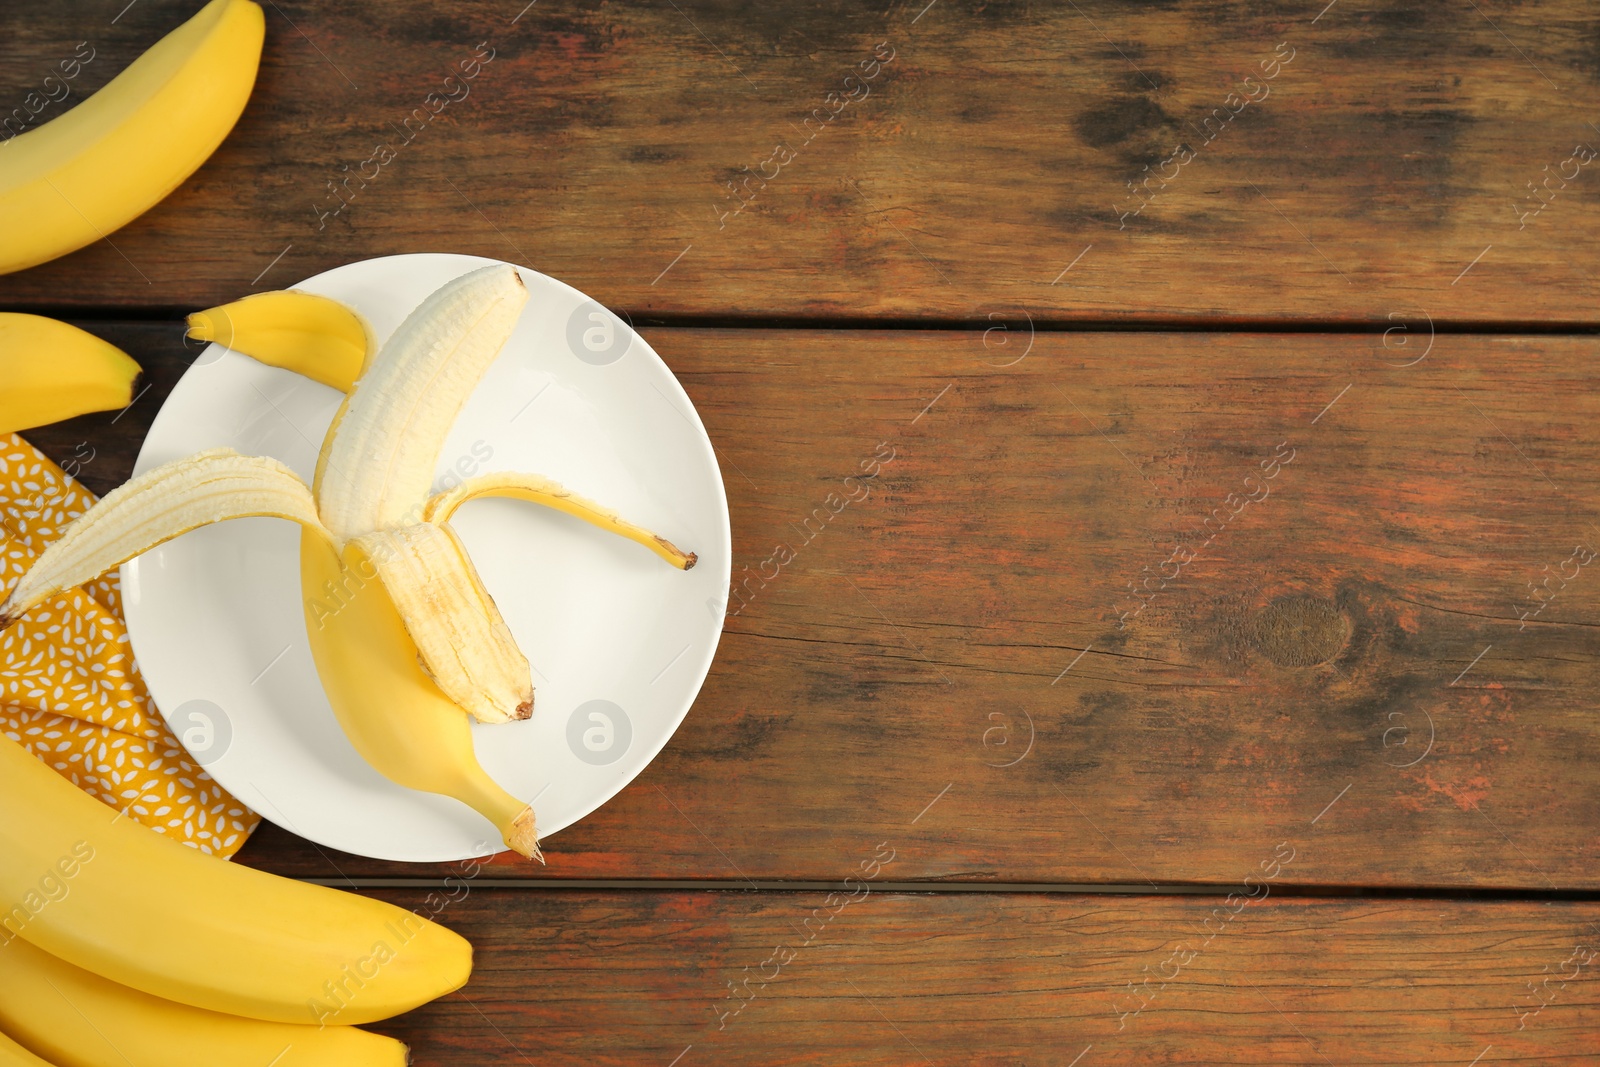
[0,433,259,857]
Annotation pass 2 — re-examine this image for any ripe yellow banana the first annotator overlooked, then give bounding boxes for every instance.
[0,936,408,1067]
[0,0,263,275]
[187,290,374,392]
[2,264,696,860]
[0,732,470,1025]
[0,1031,52,1067]
[0,315,142,434]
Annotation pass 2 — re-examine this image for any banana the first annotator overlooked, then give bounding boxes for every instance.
[2,264,696,860]
[187,290,375,392]
[0,315,142,434]
[0,936,408,1067]
[302,534,541,859]
[0,732,471,1025]
[0,1031,53,1067]
[0,0,264,276]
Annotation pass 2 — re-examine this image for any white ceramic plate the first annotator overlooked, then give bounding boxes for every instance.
[123,254,730,862]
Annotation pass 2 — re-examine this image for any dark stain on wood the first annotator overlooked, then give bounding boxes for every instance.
[698,712,781,761]
[1119,68,1173,93]
[1074,95,1174,148]
[626,145,684,164]
[1251,594,1349,668]
[1581,20,1600,82]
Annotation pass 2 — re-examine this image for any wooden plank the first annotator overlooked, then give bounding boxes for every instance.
[24,324,1600,887]
[358,887,1600,1064]
[3,2,1600,322]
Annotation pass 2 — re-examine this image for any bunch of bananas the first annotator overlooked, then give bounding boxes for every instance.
[0,727,466,1065]
[0,273,696,1062]
[3,4,698,1061]
[0,3,472,1060]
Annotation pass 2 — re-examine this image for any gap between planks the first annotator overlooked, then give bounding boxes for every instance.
[302,878,1600,902]
[17,306,1600,337]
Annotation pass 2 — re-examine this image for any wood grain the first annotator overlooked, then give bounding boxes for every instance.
[358,887,1600,1065]
[2,2,1600,322]
[9,4,1597,1055]
[30,324,1600,889]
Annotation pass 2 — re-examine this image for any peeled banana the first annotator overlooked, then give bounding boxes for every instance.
[0,732,471,1025]
[0,0,264,275]
[2,264,696,860]
[314,264,530,541]
[0,936,408,1067]
[0,315,142,434]
[187,290,374,392]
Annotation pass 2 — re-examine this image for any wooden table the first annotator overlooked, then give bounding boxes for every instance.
[8,1,1600,1061]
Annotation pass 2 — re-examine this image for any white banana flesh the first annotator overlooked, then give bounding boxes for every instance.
[353,522,532,724]
[314,264,528,541]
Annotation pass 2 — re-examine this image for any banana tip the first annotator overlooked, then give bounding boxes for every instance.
[506,806,543,864]
[513,698,533,721]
